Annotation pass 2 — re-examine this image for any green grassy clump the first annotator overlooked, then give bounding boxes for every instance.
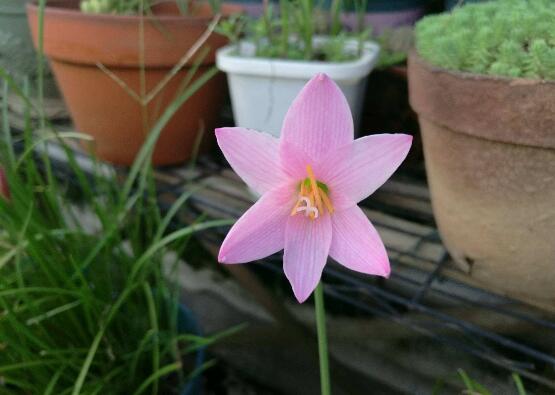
[0,89,229,394]
[0,19,234,390]
[216,0,371,62]
[415,0,555,80]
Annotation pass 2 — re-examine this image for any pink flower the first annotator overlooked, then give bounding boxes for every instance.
[216,73,412,303]
[0,167,10,201]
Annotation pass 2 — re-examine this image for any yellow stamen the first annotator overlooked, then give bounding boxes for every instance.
[313,187,324,217]
[306,165,322,213]
[321,191,334,214]
[290,182,306,215]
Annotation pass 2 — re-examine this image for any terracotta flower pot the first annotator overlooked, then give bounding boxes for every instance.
[408,52,555,311]
[27,0,241,165]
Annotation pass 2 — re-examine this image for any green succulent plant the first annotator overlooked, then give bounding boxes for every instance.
[79,0,221,15]
[415,0,555,80]
[80,0,149,14]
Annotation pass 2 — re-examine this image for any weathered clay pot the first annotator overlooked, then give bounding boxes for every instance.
[408,52,555,311]
[27,0,240,165]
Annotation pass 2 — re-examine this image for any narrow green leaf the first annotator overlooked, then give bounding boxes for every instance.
[512,373,527,395]
[132,362,182,395]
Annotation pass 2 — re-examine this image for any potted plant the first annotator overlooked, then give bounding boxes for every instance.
[216,0,380,136]
[26,0,242,166]
[408,0,555,311]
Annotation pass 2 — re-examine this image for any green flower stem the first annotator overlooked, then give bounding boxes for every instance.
[314,282,331,395]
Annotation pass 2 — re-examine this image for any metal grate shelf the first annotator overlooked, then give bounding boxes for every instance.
[26,140,555,394]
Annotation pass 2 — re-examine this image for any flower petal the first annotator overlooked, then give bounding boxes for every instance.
[329,206,390,277]
[319,134,412,206]
[219,184,294,264]
[279,140,318,181]
[280,73,354,161]
[216,127,289,195]
[283,214,332,303]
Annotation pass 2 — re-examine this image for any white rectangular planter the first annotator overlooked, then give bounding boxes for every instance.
[216,38,380,137]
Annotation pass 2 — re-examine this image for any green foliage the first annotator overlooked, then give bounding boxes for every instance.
[0,74,236,393]
[457,369,528,395]
[216,0,372,62]
[0,0,236,390]
[433,369,529,395]
[80,0,153,14]
[415,0,555,80]
[79,0,219,15]
[457,368,493,395]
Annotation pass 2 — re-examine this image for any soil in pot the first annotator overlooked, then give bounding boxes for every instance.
[27,0,241,166]
[408,52,555,311]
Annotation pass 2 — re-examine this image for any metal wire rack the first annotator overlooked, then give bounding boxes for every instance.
[189,188,555,394]
[27,139,555,394]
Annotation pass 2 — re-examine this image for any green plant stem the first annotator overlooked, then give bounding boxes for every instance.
[138,0,149,140]
[300,0,314,60]
[512,373,527,395]
[314,282,331,395]
[279,0,289,57]
[355,0,367,57]
[37,0,46,130]
[330,0,341,36]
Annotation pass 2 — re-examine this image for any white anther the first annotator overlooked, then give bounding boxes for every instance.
[295,197,319,218]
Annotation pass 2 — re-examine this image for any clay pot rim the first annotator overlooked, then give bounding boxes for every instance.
[26,0,241,67]
[408,50,555,149]
[26,0,240,24]
[411,50,555,87]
